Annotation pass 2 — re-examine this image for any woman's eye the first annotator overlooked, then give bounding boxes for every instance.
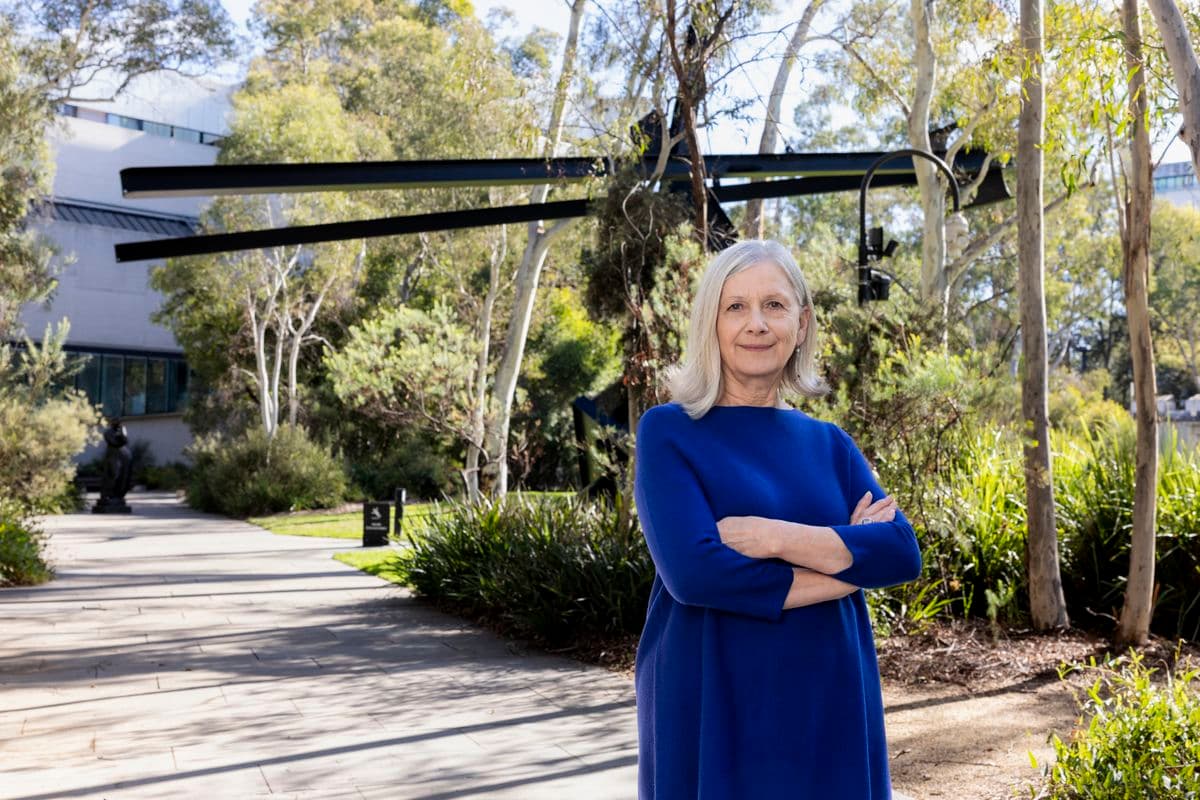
[727,303,742,310]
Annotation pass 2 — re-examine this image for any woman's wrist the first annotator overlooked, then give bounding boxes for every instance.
[770,519,854,573]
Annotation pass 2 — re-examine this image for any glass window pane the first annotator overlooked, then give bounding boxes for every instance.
[143,121,171,138]
[146,359,167,414]
[177,363,191,410]
[173,127,202,144]
[124,357,146,416]
[168,360,190,412]
[75,353,101,406]
[101,355,123,418]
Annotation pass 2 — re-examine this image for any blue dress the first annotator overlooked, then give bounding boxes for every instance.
[633,402,922,799]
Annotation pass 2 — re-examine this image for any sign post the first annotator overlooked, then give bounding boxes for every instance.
[362,502,390,547]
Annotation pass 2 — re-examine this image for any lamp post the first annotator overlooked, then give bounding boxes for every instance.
[857,148,965,306]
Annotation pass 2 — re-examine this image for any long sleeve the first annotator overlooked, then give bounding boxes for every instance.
[634,408,795,621]
[828,426,922,589]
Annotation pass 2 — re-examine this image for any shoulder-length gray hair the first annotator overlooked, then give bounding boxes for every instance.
[663,239,829,419]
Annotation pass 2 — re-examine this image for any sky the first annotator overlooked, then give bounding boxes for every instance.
[217,0,822,155]
[217,0,1191,164]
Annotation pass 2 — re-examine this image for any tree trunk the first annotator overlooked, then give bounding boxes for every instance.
[909,0,948,330]
[466,226,506,503]
[484,0,585,498]
[1147,0,1200,180]
[1116,0,1159,648]
[666,0,709,244]
[249,304,277,438]
[743,1,823,239]
[1018,0,1069,631]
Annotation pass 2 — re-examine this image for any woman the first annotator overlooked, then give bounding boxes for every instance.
[633,239,922,799]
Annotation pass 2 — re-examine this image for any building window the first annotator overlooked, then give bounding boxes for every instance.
[124,357,147,416]
[143,121,172,138]
[172,126,202,144]
[146,359,167,414]
[57,104,222,146]
[107,113,143,131]
[101,354,124,417]
[70,350,190,418]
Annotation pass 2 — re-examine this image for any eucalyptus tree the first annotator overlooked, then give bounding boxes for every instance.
[483,0,587,498]
[153,75,386,439]
[1116,0,1157,647]
[1017,0,1069,630]
[1146,0,1200,177]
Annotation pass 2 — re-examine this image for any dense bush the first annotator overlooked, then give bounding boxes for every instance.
[1034,652,1200,799]
[0,327,100,513]
[398,493,654,645]
[346,434,456,502]
[141,462,191,491]
[186,425,347,517]
[0,499,53,586]
[870,411,1200,639]
[1057,418,1200,640]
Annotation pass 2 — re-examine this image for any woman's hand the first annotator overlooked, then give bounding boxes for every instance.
[851,491,898,525]
[716,516,778,559]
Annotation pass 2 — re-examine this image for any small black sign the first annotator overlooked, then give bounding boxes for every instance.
[363,502,390,547]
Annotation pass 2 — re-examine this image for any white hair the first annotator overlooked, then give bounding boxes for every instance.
[663,239,829,419]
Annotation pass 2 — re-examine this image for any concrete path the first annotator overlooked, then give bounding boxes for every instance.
[1,494,638,799]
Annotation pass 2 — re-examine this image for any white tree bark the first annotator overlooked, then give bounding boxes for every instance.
[909,0,948,326]
[1117,0,1160,648]
[465,225,507,502]
[1017,0,1069,631]
[484,0,586,497]
[1147,0,1200,179]
[743,1,824,239]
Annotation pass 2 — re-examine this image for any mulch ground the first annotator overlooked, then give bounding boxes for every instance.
[875,619,1200,691]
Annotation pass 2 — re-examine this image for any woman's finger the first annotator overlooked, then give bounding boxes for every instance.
[854,491,872,514]
[866,498,894,515]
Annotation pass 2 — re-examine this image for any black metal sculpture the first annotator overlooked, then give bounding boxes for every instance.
[114,149,1009,262]
[113,104,1012,276]
[93,417,133,514]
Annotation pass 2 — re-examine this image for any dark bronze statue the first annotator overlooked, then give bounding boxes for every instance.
[93,417,133,514]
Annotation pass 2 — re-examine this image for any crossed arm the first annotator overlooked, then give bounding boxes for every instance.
[633,412,922,621]
[717,493,897,610]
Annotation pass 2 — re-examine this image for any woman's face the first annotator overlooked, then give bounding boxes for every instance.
[715,260,808,390]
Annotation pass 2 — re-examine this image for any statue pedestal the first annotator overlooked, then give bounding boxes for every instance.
[92,497,132,514]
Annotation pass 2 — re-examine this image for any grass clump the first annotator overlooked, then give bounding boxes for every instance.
[1033,650,1200,799]
[396,493,654,647]
[0,499,53,587]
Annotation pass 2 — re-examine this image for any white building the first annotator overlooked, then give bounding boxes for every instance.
[1153,160,1200,208]
[20,72,233,465]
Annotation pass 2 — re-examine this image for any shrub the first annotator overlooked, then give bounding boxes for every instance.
[398,493,654,646]
[186,425,347,517]
[346,435,456,502]
[1034,651,1200,799]
[1056,419,1200,640]
[0,325,101,513]
[142,462,191,491]
[923,428,1028,624]
[0,499,52,586]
